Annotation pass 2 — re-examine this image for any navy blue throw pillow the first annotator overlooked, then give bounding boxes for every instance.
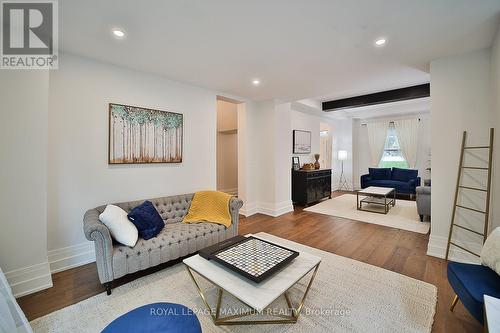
[368,168,392,180]
[128,201,165,240]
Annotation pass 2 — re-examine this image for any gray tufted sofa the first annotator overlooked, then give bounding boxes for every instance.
[83,193,243,295]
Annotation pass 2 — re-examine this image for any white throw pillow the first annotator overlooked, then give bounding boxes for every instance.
[481,227,500,275]
[99,205,138,247]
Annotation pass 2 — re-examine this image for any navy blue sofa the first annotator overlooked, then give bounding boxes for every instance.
[360,167,421,195]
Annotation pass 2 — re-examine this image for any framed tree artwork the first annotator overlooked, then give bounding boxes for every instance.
[108,103,183,164]
[293,130,311,154]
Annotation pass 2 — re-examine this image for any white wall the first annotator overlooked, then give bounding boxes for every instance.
[491,24,500,232]
[273,103,293,215]
[254,100,276,207]
[291,110,321,165]
[319,122,333,169]
[352,113,431,189]
[0,70,53,296]
[429,48,494,262]
[236,101,258,216]
[244,100,294,217]
[47,53,218,264]
[331,118,354,190]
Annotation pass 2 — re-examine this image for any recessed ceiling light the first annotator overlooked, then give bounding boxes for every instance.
[112,29,125,38]
[375,38,387,47]
[252,79,260,86]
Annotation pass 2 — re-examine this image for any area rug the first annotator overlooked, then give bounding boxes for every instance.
[30,233,437,333]
[304,194,430,234]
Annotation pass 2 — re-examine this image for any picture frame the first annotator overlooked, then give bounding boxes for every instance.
[292,156,300,170]
[108,103,183,164]
[293,130,311,154]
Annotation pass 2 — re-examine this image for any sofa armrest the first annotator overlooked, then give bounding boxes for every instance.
[360,174,371,188]
[408,177,421,189]
[229,197,244,232]
[416,186,431,215]
[416,186,431,195]
[83,208,114,284]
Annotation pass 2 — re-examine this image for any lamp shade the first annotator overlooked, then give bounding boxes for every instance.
[338,150,348,161]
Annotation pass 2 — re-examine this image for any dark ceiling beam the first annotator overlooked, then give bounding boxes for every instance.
[322,83,430,111]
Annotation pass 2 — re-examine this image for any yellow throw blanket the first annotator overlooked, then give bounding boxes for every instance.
[183,191,233,228]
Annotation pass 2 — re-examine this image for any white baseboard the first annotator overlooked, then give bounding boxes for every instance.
[240,200,293,217]
[5,262,53,298]
[427,234,481,264]
[240,202,258,217]
[48,242,96,274]
[4,243,96,297]
[257,200,294,217]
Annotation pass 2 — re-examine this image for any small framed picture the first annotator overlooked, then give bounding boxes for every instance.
[292,156,300,170]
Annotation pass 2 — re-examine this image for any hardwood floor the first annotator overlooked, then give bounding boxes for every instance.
[18,195,482,332]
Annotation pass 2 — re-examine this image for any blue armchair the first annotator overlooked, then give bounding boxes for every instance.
[448,261,500,323]
[360,167,421,196]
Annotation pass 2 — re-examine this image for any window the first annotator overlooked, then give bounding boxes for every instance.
[378,123,408,168]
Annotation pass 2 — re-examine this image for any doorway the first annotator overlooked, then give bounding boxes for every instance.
[216,98,238,195]
[320,122,332,169]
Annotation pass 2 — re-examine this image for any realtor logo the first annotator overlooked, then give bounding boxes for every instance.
[1,0,58,69]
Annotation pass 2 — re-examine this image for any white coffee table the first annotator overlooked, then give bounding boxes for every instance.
[357,186,396,214]
[183,233,321,325]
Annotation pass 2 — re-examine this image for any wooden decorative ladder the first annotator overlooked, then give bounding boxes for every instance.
[445,128,494,261]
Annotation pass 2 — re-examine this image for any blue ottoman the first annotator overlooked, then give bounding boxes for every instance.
[102,302,201,333]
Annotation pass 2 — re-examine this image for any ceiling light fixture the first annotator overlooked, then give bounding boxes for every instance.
[252,79,260,86]
[374,38,387,47]
[112,29,125,38]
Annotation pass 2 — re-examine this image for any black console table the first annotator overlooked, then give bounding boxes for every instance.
[292,169,332,206]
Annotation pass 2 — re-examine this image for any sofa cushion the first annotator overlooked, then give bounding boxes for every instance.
[112,222,234,279]
[99,205,138,247]
[368,180,410,192]
[368,168,392,180]
[128,201,165,240]
[391,167,418,182]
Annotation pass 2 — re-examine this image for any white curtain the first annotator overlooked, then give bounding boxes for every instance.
[366,121,389,166]
[394,118,419,168]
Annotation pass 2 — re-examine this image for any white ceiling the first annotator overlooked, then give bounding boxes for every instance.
[59,1,500,102]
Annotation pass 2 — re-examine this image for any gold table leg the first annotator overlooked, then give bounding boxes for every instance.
[185,263,320,325]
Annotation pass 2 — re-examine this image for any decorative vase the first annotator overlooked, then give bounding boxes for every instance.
[314,154,320,169]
